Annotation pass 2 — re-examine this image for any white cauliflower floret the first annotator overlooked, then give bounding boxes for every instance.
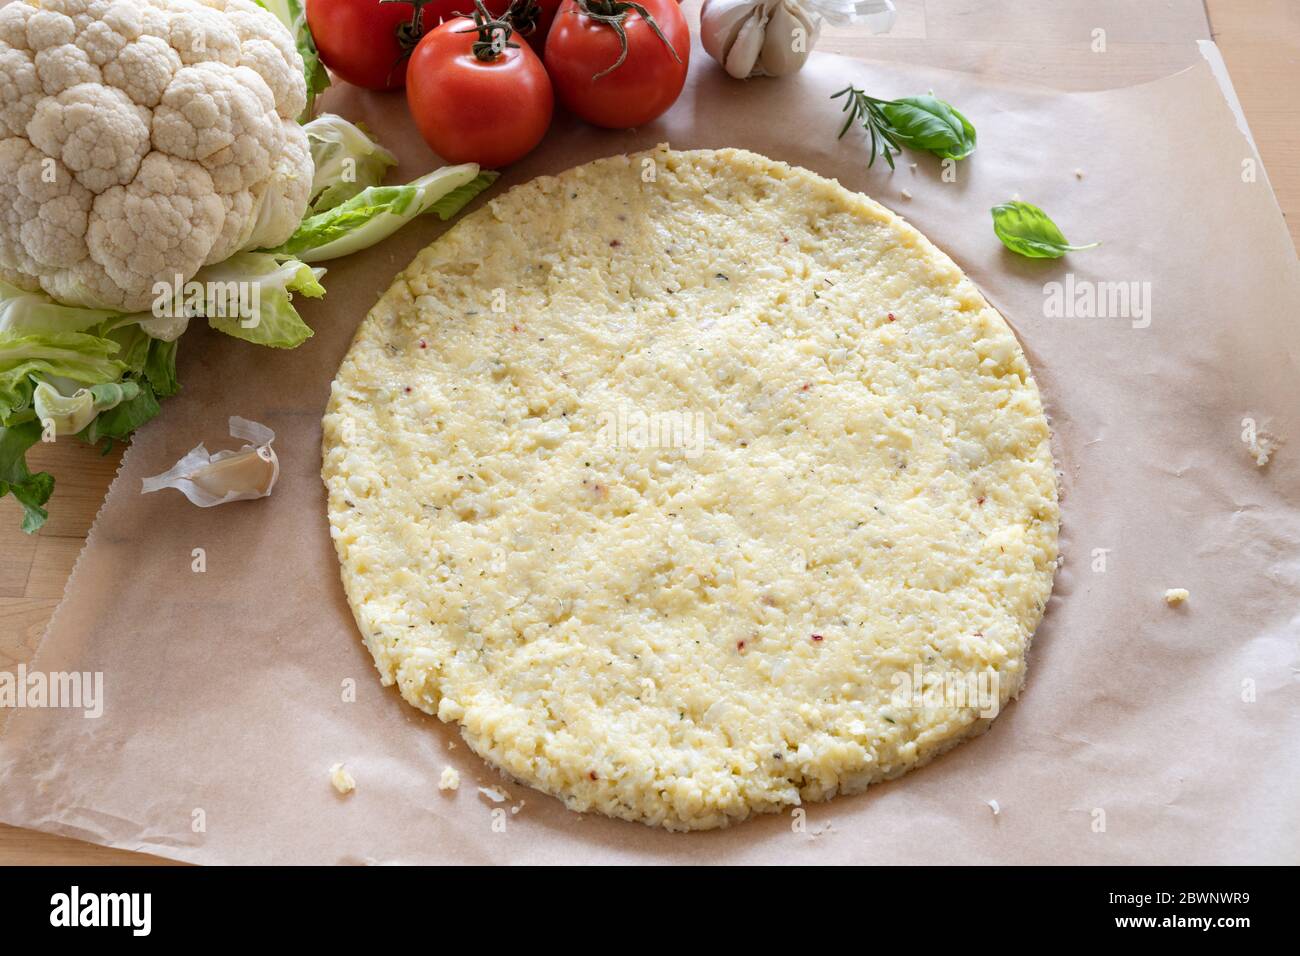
[208,186,258,265]
[0,0,312,312]
[34,42,100,93]
[24,10,76,51]
[103,35,180,107]
[83,152,225,309]
[0,137,92,275]
[234,35,306,119]
[153,62,281,194]
[0,4,38,48]
[223,3,306,119]
[168,5,241,67]
[245,118,310,250]
[138,4,175,42]
[75,17,131,66]
[0,42,41,135]
[97,1,143,39]
[28,83,150,192]
[40,0,113,25]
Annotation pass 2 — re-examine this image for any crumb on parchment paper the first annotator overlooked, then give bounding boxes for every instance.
[477,786,509,803]
[329,763,356,795]
[1164,588,1190,605]
[439,766,460,791]
[987,799,1001,816]
[1245,431,1280,467]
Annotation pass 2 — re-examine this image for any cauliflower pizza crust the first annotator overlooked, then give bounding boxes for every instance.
[323,146,1059,830]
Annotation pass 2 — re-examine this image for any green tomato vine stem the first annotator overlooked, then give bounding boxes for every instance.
[454,0,520,61]
[576,0,681,81]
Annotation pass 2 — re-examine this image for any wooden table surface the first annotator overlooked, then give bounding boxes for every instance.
[2,0,1297,865]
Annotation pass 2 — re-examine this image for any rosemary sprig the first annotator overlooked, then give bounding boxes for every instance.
[832,85,904,170]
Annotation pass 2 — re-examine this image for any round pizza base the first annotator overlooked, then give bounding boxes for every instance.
[323,146,1059,830]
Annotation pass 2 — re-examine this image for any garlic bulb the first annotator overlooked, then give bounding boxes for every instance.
[701,0,897,79]
[701,0,822,79]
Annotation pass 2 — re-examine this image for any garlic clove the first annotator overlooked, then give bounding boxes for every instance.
[760,2,820,77]
[188,445,278,499]
[701,0,763,68]
[725,8,771,79]
[141,416,279,508]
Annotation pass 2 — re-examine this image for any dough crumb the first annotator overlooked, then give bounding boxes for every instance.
[900,189,913,200]
[329,762,356,795]
[1245,431,1279,467]
[477,785,509,803]
[987,799,1001,815]
[1074,168,1085,179]
[511,801,526,815]
[1163,588,1189,605]
[439,766,460,791]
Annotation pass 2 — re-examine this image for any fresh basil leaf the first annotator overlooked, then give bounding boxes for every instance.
[833,86,976,169]
[0,419,53,533]
[880,95,977,161]
[991,201,1100,259]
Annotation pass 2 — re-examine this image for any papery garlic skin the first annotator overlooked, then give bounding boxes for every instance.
[141,417,279,508]
[702,0,823,79]
[810,0,896,30]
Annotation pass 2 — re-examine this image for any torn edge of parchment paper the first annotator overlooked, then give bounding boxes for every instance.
[140,417,278,507]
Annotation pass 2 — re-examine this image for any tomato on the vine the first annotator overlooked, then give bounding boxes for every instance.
[307,0,566,90]
[305,0,426,90]
[543,0,690,129]
[426,0,563,50]
[406,1,554,167]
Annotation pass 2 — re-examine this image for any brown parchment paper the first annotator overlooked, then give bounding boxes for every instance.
[2,36,1298,865]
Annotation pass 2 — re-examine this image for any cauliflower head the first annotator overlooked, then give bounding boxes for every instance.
[0,0,313,311]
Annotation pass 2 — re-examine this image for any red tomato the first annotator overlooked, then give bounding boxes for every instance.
[544,0,690,129]
[306,0,422,90]
[406,15,554,167]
